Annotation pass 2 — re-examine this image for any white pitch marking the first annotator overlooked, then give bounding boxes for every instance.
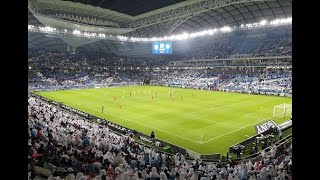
[241,106,273,118]
[202,115,276,144]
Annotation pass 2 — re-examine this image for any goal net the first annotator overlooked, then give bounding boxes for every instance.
[273,103,292,117]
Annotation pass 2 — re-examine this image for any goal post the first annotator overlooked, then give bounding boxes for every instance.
[273,103,292,117]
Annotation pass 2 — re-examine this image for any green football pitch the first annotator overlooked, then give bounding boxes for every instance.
[34,85,292,155]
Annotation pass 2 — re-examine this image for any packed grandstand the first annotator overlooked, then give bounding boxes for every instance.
[28,0,292,179]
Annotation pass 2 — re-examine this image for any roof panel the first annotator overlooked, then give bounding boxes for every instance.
[229,10,240,16]
[261,9,274,16]
[279,0,292,6]
[257,3,269,9]
[224,5,235,11]
[268,2,281,8]
[252,10,263,17]
[247,4,259,11]
[273,7,284,13]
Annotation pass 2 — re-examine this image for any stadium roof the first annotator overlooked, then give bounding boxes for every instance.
[126,0,292,37]
[28,0,292,56]
[28,9,43,26]
[63,0,187,16]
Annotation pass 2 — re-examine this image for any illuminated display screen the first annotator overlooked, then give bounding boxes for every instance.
[152,42,172,54]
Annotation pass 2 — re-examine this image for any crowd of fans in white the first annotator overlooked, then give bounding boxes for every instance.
[28,95,292,180]
[28,65,292,96]
[150,68,291,95]
[218,70,292,94]
[151,69,218,90]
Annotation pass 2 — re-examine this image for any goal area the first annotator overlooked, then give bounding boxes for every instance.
[273,103,292,117]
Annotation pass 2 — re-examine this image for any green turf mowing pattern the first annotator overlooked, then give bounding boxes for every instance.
[34,85,292,155]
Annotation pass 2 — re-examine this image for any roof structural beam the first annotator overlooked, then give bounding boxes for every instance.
[264,1,276,18]
[242,4,258,22]
[230,4,248,24]
[126,0,272,29]
[28,0,130,26]
[28,0,46,15]
[252,1,267,19]
[277,0,289,18]
[166,15,194,35]
[220,6,238,26]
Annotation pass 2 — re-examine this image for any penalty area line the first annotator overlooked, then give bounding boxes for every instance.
[202,115,275,144]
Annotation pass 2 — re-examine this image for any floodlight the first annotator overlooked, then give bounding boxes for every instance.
[73,30,80,35]
[260,20,267,25]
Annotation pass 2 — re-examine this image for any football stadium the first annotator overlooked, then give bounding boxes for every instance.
[28,0,292,179]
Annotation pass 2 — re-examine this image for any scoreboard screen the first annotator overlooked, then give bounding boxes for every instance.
[152,42,172,54]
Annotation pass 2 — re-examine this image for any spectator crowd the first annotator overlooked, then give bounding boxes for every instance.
[28,95,292,180]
